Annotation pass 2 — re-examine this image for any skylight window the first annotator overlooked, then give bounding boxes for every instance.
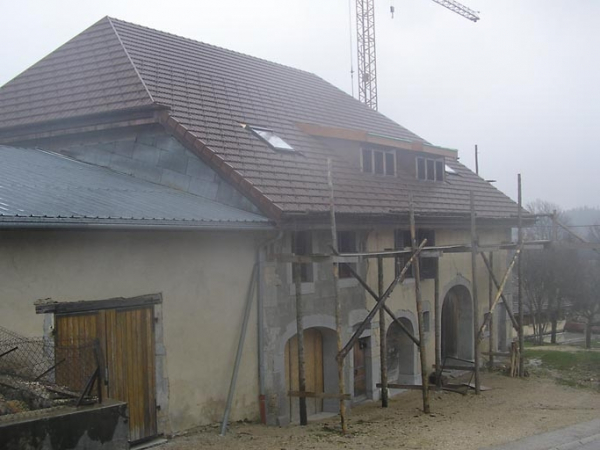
[247,126,294,151]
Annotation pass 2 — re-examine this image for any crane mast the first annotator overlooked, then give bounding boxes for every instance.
[355,0,480,110]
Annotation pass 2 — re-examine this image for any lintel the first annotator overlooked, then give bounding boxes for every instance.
[35,293,163,314]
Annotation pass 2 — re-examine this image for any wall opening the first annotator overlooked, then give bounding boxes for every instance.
[441,285,474,363]
[386,318,416,384]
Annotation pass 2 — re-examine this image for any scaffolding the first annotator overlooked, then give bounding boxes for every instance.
[277,168,600,432]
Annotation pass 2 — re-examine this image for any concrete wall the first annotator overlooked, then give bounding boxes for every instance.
[0,229,265,434]
[0,401,128,450]
[43,125,259,214]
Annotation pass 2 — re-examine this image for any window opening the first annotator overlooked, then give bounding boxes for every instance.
[394,229,437,279]
[292,231,313,283]
[337,230,357,279]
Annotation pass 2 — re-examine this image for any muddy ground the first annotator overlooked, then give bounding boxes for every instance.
[164,371,600,450]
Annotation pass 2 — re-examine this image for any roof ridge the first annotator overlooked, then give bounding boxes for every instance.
[106,17,155,105]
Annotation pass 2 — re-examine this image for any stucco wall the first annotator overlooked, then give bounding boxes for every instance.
[0,229,265,434]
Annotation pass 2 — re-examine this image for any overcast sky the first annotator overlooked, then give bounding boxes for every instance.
[1,0,598,209]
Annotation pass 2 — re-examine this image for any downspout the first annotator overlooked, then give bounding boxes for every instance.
[257,231,283,424]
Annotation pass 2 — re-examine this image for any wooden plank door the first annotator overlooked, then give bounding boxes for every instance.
[285,329,324,420]
[105,306,157,444]
[55,306,157,444]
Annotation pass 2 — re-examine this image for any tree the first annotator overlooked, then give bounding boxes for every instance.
[569,261,600,349]
[521,200,573,344]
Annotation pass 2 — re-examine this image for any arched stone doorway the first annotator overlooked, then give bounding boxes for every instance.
[441,285,474,363]
[386,317,416,384]
[284,327,338,422]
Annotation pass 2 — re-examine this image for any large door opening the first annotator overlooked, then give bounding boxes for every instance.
[55,306,157,444]
[441,285,474,363]
[386,317,416,384]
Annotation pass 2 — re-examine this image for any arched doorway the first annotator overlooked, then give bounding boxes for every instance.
[441,285,474,363]
[284,327,338,421]
[386,317,416,384]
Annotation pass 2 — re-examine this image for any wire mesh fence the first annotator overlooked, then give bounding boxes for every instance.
[0,326,102,416]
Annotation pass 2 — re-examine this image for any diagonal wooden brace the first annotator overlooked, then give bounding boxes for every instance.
[341,262,420,347]
[478,246,523,340]
[336,239,427,362]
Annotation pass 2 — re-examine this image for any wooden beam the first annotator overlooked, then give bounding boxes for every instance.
[340,261,420,347]
[517,174,524,378]
[327,158,347,435]
[293,261,308,426]
[434,258,442,390]
[480,253,520,332]
[35,293,162,314]
[470,192,481,395]
[378,256,388,408]
[410,198,430,413]
[488,252,495,369]
[337,240,427,362]
[476,246,522,342]
[288,391,351,400]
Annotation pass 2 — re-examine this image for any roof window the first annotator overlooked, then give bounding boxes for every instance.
[247,125,293,151]
[445,164,457,174]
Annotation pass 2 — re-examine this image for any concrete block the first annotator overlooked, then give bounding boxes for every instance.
[160,169,191,191]
[158,150,189,174]
[132,143,160,166]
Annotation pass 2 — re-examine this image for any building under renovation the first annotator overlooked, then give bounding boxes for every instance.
[0,17,521,443]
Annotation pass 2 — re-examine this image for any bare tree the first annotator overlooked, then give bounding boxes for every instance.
[569,261,600,349]
[521,200,573,344]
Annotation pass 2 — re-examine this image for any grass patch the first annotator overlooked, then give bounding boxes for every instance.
[524,349,600,371]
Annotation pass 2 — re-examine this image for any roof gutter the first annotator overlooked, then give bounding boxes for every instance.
[0,218,273,232]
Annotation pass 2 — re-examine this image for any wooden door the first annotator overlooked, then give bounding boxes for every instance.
[55,306,157,443]
[353,337,368,398]
[285,329,324,420]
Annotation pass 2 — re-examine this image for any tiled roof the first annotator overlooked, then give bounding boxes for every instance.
[0,17,521,221]
[0,145,270,228]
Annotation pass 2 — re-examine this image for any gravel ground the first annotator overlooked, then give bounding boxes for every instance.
[164,373,600,450]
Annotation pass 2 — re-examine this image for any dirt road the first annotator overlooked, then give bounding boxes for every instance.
[164,372,600,450]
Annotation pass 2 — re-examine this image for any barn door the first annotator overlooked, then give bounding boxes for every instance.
[55,306,157,444]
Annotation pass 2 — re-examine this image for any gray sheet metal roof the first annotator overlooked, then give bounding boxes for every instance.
[0,145,271,229]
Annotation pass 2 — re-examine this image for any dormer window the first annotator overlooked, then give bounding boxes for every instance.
[416,156,444,182]
[246,125,294,151]
[362,148,395,176]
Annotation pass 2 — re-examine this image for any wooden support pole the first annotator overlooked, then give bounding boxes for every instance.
[378,256,388,407]
[337,242,426,361]
[488,252,494,368]
[470,191,481,394]
[480,253,520,332]
[327,158,347,434]
[434,258,442,390]
[409,199,430,413]
[341,261,420,346]
[476,247,522,341]
[293,262,308,426]
[517,174,524,377]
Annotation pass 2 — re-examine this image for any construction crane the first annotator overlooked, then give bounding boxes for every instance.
[356,0,480,110]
